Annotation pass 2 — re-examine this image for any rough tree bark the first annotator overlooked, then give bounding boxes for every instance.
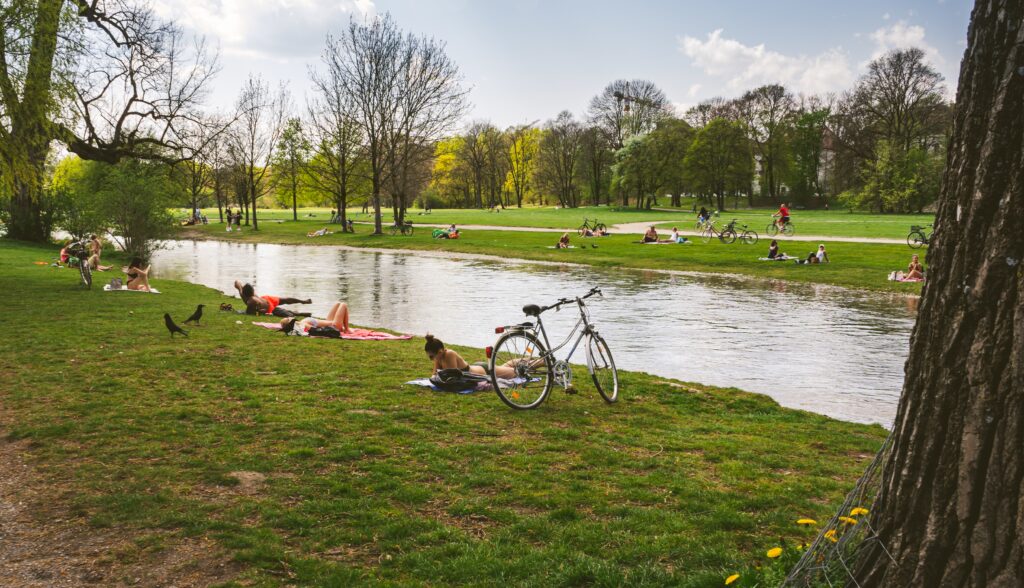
[855,1,1022,586]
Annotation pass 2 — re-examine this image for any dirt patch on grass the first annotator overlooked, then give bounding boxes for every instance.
[0,434,242,587]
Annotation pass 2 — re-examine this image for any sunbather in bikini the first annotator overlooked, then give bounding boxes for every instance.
[424,334,520,379]
[280,302,351,335]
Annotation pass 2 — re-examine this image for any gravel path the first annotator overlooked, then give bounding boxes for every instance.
[353,220,906,244]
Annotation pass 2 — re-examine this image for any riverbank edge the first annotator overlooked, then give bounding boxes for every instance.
[177,226,924,296]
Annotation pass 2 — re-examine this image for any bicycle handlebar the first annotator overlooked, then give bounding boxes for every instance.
[540,287,602,313]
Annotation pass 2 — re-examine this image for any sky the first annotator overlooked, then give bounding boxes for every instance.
[151,0,974,128]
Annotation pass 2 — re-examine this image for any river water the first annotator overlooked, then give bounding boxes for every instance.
[152,240,917,426]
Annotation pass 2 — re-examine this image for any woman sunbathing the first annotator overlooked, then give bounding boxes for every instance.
[124,258,151,291]
[234,280,312,315]
[280,302,351,335]
[424,334,519,379]
[643,226,659,243]
[556,232,570,248]
[906,254,925,280]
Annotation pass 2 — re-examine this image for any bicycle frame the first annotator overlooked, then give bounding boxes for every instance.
[522,298,596,373]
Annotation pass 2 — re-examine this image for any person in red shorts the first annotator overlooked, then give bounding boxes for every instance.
[234,280,312,316]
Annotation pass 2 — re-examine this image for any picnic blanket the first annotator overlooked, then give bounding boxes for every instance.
[545,245,577,249]
[406,378,486,394]
[252,321,412,340]
[405,376,535,394]
[644,240,690,245]
[758,255,798,261]
[103,284,161,294]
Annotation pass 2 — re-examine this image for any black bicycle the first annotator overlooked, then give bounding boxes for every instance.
[488,287,618,409]
[389,220,414,236]
[578,217,607,236]
[907,224,932,248]
[66,239,92,288]
[701,219,752,244]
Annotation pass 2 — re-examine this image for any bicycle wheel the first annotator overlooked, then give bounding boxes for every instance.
[578,224,589,237]
[79,260,93,288]
[907,231,926,248]
[404,225,414,236]
[489,331,553,410]
[741,230,759,245]
[720,229,737,244]
[700,227,714,244]
[781,223,795,236]
[766,222,779,236]
[694,221,704,231]
[586,334,618,403]
[389,225,398,236]
[595,223,606,233]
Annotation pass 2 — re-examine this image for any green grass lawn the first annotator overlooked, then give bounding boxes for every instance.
[198,205,934,241]
[2,240,886,586]
[185,220,925,294]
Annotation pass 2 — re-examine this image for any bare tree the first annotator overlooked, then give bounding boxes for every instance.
[459,122,490,207]
[684,97,738,128]
[852,1,1023,584]
[587,79,671,148]
[230,75,289,231]
[327,14,466,234]
[535,111,584,208]
[736,84,796,201]
[307,54,366,230]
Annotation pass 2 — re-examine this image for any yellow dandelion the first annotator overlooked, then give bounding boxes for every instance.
[839,516,858,525]
[766,547,783,558]
[796,518,818,525]
[850,507,869,516]
[824,529,838,543]
[725,574,740,585]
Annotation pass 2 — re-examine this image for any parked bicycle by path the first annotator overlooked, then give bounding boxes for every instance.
[389,220,415,236]
[701,219,758,245]
[578,217,607,237]
[487,287,618,409]
[907,224,932,248]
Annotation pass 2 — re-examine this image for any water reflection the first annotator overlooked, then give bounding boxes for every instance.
[152,240,916,426]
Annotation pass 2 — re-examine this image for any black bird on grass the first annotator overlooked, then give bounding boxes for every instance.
[183,304,204,325]
[164,313,189,337]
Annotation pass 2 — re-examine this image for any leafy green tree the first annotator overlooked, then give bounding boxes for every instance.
[683,119,753,211]
[504,125,540,208]
[272,118,311,221]
[0,0,216,242]
[841,140,945,213]
[786,108,831,205]
[78,159,182,259]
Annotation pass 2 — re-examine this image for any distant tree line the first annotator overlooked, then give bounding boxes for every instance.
[430,48,951,213]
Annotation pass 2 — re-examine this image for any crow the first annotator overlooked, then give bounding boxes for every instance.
[164,313,188,337]
[183,304,204,325]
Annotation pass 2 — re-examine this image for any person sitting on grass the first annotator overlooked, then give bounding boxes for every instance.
[816,244,830,264]
[643,226,659,243]
[424,334,520,380]
[906,254,925,280]
[447,224,459,238]
[280,302,351,335]
[234,280,312,316]
[124,258,151,291]
[556,232,570,249]
[88,235,113,271]
[662,227,689,244]
[697,207,710,225]
[768,240,781,259]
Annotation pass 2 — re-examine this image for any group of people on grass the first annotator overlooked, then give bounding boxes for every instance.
[225,210,243,231]
[642,226,689,244]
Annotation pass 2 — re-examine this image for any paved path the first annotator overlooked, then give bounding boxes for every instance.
[354,220,906,244]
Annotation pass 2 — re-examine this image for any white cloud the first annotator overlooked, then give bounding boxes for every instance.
[151,0,376,61]
[678,29,854,95]
[883,12,891,20]
[868,21,945,66]
[687,83,702,97]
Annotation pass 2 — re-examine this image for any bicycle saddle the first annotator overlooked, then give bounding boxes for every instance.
[523,304,541,317]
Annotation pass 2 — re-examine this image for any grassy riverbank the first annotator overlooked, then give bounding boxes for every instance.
[200,205,934,241]
[184,220,924,293]
[1,240,886,586]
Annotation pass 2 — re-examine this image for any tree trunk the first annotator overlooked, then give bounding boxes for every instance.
[854,2,1023,585]
[6,179,48,242]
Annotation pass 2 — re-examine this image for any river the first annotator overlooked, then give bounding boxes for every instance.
[152,240,917,426]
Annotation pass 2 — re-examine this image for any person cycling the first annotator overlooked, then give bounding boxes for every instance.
[773,203,791,230]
